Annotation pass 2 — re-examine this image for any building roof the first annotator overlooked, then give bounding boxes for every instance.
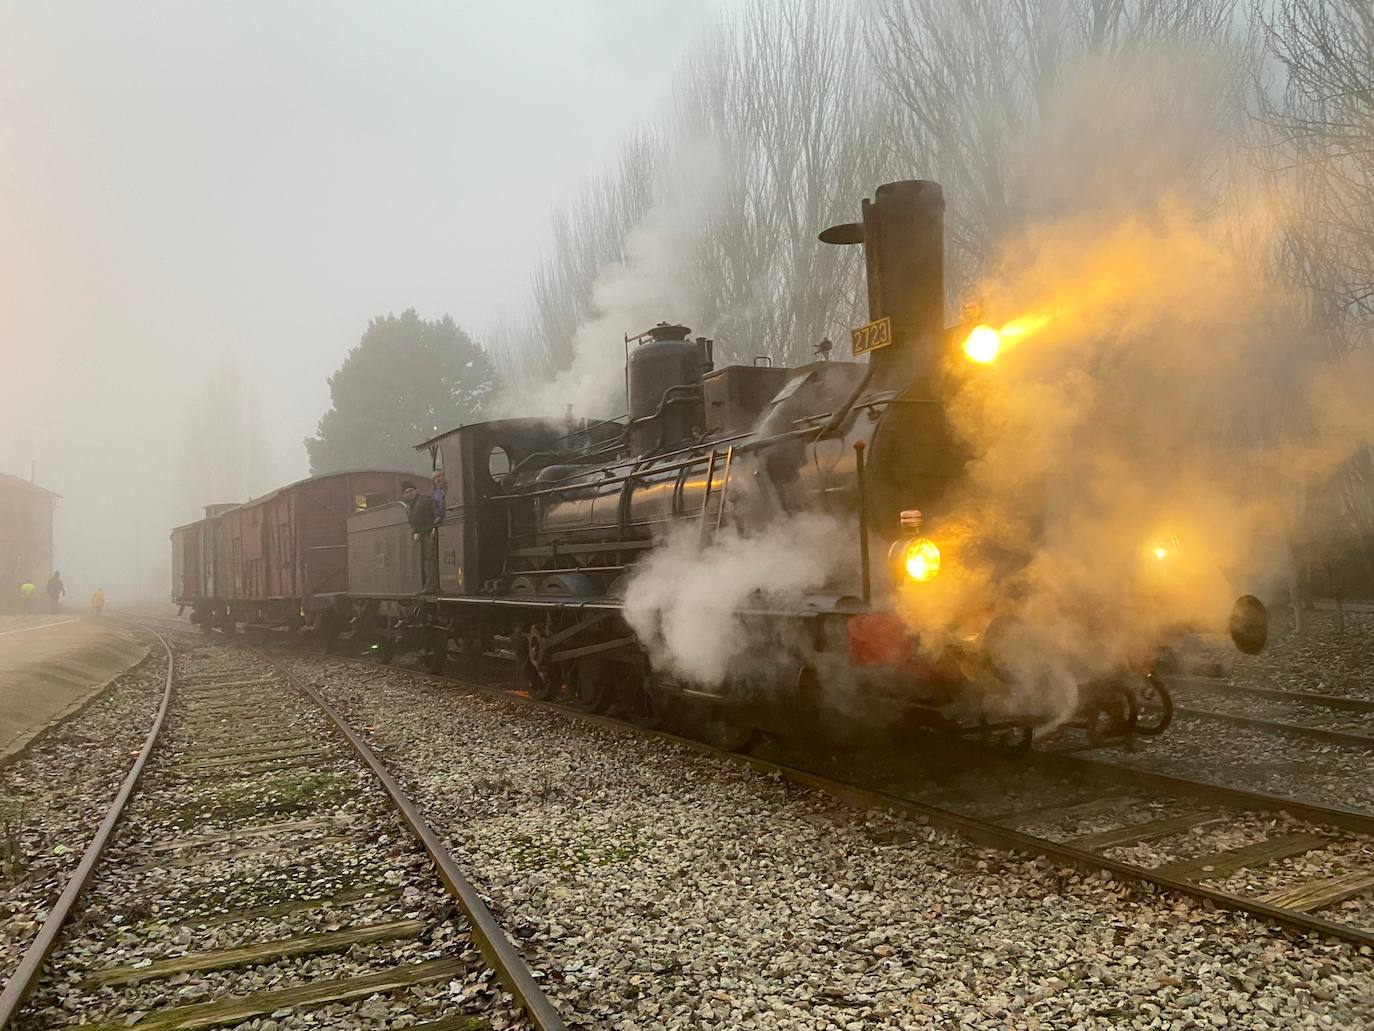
[0,472,60,499]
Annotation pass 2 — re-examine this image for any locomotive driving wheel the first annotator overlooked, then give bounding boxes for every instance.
[622,664,664,729]
[700,705,759,753]
[522,625,560,700]
[1132,670,1173,735]
[569,656,614,713]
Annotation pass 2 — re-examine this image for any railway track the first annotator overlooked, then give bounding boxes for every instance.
[243,638,1374,954]
[139,615,1374,950]
[0,626,564,1031]
[1163,674,1374,749]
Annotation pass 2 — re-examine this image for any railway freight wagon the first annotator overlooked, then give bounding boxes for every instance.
[221,470,411,631]
[170,503,239,629]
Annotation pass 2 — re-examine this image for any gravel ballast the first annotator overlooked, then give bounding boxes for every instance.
[14,639,528,1030]
[287,655,1374,1030]
[0,640,165,986]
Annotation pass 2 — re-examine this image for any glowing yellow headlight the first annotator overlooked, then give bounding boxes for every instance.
[1151,532,1181,562]
[963,324,1001,364]
[902,537,942,582]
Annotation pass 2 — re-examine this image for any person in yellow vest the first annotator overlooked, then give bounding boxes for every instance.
[19,579,36,614]
[91,587,106,617]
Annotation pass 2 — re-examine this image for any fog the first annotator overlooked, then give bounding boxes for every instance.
[0,0,721,602]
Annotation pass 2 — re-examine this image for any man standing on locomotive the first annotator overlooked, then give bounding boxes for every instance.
[401,481,440,594]
[431,469,446,528]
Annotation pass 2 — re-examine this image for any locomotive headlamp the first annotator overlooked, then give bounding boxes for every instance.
[963,324,1002,364]
[1151,532,1181,562]
[890,510,940,582]
[902,537,942,582]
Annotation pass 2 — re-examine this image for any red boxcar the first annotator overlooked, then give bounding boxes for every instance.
[224,470,411,627]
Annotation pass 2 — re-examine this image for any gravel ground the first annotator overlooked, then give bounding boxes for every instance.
[16,640,527,1031]
[1225,609,1374,701]
[286,654,1374,1030]
[1048,712,1374,813]
[0,638,165,986]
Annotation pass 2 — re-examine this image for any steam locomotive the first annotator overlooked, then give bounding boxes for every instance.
[175,179,1267,750]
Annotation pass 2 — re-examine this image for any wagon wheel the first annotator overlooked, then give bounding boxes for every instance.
[425,624,450,675]
[1132,671,1173,736]
[375,629,397,665]
[318,621,334,654]
[455,631,484,678]
[569,656,614,713]
[522,626,560,700]
[1085,688,1137,748]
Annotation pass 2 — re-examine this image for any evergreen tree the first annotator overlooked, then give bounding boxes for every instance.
[306,309,498,474]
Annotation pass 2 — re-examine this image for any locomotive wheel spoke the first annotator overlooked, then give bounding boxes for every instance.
[571,657,613,713]
[1133,673,1173,735]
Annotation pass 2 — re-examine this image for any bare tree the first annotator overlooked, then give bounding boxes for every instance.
[673,0,903,364]
[1255,1,1374,591]
[524,131,663,373]
[862,0,1242,297]
[499,0,903,380]
[175,355,277,518]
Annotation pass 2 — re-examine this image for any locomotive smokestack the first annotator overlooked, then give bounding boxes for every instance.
[821,179,945,386]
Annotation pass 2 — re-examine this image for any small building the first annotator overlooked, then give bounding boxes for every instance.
[0,473,59,611]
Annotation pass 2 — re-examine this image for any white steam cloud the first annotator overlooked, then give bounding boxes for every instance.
[495,146,723,421]
[895,45,1374,720]
[623,513,848,686]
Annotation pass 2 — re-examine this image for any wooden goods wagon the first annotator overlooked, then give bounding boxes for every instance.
[170,519,206,604]
[224,470,411,626]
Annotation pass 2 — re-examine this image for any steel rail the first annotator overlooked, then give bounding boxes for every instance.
[1171,703,1374,751]
[246,645,567,1031]
[1028,748,1374,836]
[283,648,1374,950]
[1166,674,1374,716]
[0,625,175,1028]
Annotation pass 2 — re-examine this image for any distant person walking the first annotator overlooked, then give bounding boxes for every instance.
[46,570,65,613]
[90,587,106,618]
[19,579,36,614]
[401,481,439,594]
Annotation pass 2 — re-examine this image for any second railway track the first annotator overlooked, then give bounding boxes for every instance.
[0,626,562,1031]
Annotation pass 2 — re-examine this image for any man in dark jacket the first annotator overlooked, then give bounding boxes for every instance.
[46,570,65,613]
[401,482,439,593]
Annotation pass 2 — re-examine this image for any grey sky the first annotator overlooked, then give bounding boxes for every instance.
[1,0,720,598]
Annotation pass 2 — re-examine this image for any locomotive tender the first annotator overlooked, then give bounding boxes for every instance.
[175,179,1266,748]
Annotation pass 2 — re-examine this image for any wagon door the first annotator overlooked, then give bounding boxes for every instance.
[300,477,350,600]
[265,492,297,599]
[241,505,267,599]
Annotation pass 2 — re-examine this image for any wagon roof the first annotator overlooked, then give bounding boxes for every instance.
[414,416,571,450]
[236,469,416,509]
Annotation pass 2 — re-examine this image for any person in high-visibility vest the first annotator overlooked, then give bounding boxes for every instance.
[19,580,36,614]
[90,588,105,617]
